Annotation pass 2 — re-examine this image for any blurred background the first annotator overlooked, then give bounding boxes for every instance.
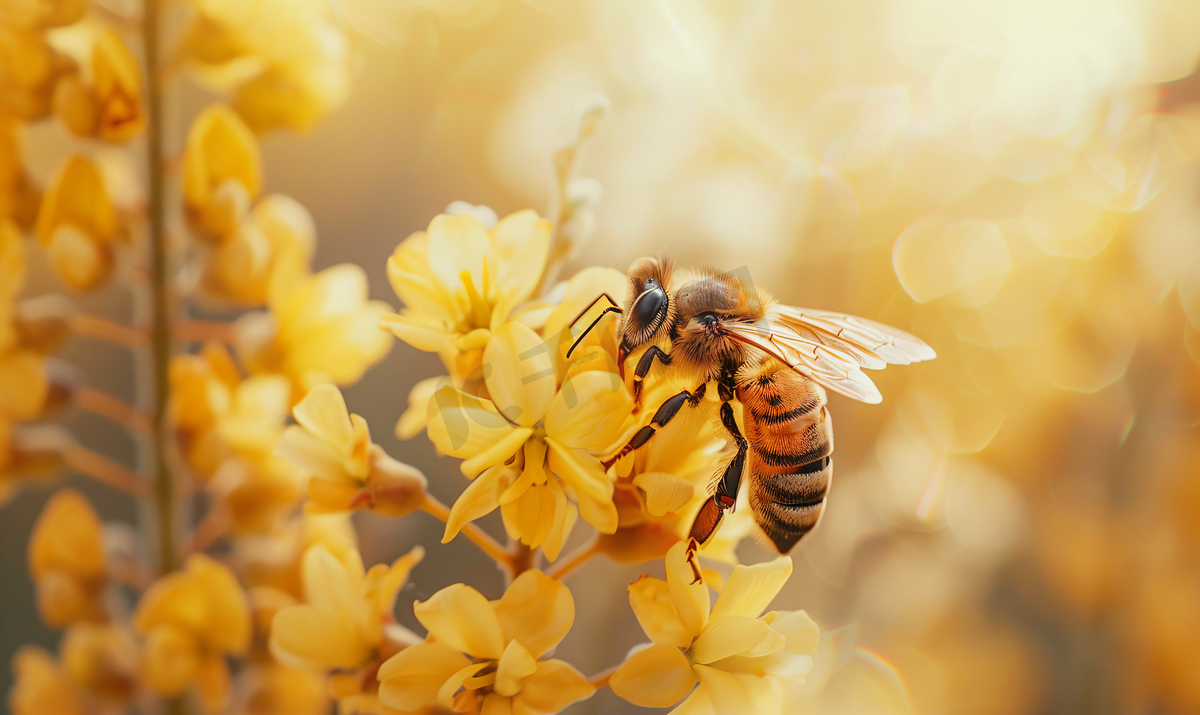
[6,0,1200,713]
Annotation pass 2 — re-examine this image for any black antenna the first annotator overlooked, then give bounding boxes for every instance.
[567,306,622,358]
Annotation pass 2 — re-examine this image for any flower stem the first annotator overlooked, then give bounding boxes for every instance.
[588,664,617,689]
[419,495,515,570]
[70,313,148,348]
[76,386,152,433]
[62,443,146,496]
[546,536,600,581]
[174,319,237,344]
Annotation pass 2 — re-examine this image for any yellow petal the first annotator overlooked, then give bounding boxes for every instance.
[690,616,783,665]
[665,541,709,637]
[379,312,455,352]
[425,213,491,302]
[773,610,820,656]
[28,488,105,581]
[513,659,594,714]
[540,478,578,562]
[482,693,513,715]
[300,545,364,619]
[396,375,444,439]
[291,383,353,449]
[377,641,471,712]
[45,224,113,292]
[194,654,231,712]
[141,624,200,696]
[493,569,574,659]
[426,385,526,466]
[374,546,425,618]
[545,438,612,503]
[693,664,782,714]
[543,371,631,452]
[576,487,618,535]
[628,576,695,649]
[276,425,344,482]
[634,471,695,517]
[443,462,512,543]
[542,266,628,346]
[494,639,538,697]
[461,427,534,480]
[501,437,546,505]
[36,155,119,246]
[502,482,559,549]
[609,643,697,708]
[709,556,792,622]
[182,104,261,231]
[490,209,551,309]
[437,661,491,710]
[414,583,505,659]
[708,651,813,682]
[483,322,556,427]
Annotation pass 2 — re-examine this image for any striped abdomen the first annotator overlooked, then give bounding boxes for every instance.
[737,361,833,553]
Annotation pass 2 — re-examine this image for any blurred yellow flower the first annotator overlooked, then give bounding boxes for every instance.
[381,210,551,357]
[181,0,352,133]
[0,122,39,228]
[277,384,428,517]
[377,569,594,714]
[201,194,316,307]
[0,0,85,29]
[233,661,328,715]
[236,262,393,400]
[609,542,819,713]
[183,104,262,240]
[59,622,140,707]
[133,554,251,711]
[431,322,630,560]
[269,543,423,670]
[0,422,63,505]
[28,488,107,628]
[209,457,304,536]
[52,27,145,142]
[7,646,85,715]
[34,154,120,292]
[0,24,65,120]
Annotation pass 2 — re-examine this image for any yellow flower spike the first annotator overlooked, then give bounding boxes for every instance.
[237,263,393,398]
[276,384,428,517]
[270,544,420,671]
[7,646,86,715]
[379,570,593,714]
[610,543,819,714]
[183,104,262,240]
[134,554,250,702]
[28,488,107,628]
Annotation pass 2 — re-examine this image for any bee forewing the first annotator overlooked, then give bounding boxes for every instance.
[723,321,884,404]
[773,305,937,365]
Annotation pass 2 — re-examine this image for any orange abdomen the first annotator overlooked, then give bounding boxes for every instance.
[737,362,833,553]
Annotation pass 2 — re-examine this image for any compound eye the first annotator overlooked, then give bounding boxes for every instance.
[635,285,667,327]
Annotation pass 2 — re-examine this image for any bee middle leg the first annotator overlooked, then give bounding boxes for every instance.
[601,383,706,470]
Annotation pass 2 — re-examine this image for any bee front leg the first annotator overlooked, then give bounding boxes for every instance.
[631,346,672,412]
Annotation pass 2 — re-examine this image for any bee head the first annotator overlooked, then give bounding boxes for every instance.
[619,256,674,359]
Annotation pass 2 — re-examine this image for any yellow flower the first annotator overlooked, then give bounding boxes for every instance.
[0,24,66,120]
[236,262,393,400]
[277,384,428,517]
[201,194,316,307]
[269,543,423,671]
[28,488,107,628]
[380,210,551,356]
[208,456,304,536]
[431,321,631,560]
[169,341,292,479]
[183,104,262,240]
[35,155,120,292]
[0,124,40,229]
[609,542,819,714]
[377,569,594,715]
[133,554,251,711]
[181,0,352,132]
[7,646,86,715]
[232,661,328,715]
[0,422,64,505]
[59,623,141,707]
[0,0,86,29]
[52,27,145,142]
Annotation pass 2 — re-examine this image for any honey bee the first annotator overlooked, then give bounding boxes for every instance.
[569,256,935,580]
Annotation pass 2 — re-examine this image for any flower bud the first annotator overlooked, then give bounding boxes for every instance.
[36,155,121,291]
[14,294,74,354]
[29,487,107,627]
[59,623,140,705]
[183,104,262,240]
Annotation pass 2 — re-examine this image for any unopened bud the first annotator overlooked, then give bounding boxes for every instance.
[15,295,74,354]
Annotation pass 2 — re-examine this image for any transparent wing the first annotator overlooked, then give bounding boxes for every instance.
[722,306,935,404]
[773,305,936,366]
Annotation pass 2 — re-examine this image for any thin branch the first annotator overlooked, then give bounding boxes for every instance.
[70,313,148,348]
[588,664,618,690]
[419,495,515,569]
[77,386,153,433]
[62,444,146,496]
[186,505,230,554]
[546,536,601,581]
[174,319,237,344]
